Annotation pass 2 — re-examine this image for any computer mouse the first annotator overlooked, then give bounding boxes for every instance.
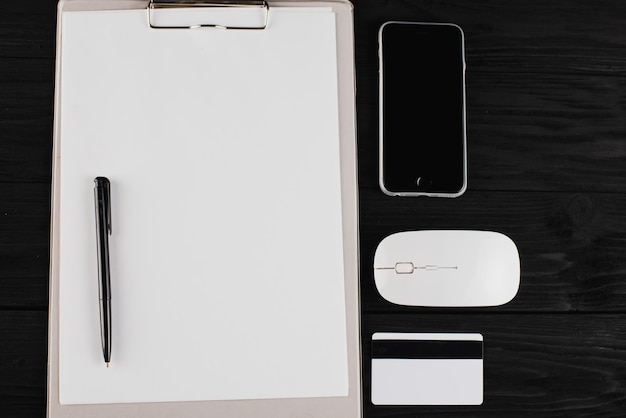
[373,230,520,307]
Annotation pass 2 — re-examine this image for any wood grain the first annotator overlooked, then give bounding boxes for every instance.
[0,1,57,59]
[0,312,47,418]
[0,183,50,309]
[0,59,54,183]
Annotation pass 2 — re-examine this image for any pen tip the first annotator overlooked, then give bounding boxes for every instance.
[106,362,110,368]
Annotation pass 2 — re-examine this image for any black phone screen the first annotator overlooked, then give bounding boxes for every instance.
[380,22,466,195]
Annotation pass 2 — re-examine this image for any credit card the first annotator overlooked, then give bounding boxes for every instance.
[371,332,483,405]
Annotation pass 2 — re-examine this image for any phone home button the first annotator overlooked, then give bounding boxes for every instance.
[416,177,432,187]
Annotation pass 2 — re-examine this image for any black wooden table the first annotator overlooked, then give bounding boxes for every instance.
[1,0,625,416]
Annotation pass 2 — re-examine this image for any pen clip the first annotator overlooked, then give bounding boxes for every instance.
[95,177,112,235]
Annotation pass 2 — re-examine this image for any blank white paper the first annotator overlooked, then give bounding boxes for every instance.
[58,6,347,405]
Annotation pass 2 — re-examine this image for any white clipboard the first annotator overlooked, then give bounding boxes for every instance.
[47,0,360,416]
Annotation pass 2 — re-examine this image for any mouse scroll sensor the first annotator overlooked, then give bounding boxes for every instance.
[375,262,458,275]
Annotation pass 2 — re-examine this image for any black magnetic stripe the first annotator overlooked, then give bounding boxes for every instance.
[372,339,483,360]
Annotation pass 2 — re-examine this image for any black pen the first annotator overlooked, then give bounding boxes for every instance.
[94,177,112,367]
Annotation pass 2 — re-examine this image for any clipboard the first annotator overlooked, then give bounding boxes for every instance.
[47,0,361,416]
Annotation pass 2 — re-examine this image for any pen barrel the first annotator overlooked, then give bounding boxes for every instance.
[94,185,111,301]
[100,298,112,363]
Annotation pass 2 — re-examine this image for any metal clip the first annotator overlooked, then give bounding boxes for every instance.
[148,0,269,29]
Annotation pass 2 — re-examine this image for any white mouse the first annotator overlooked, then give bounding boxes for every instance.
[373,230,520,307]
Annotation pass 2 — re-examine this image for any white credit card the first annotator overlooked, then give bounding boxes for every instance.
[371,333,483,405]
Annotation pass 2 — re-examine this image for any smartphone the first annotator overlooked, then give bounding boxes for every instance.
[379,21,467,197]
